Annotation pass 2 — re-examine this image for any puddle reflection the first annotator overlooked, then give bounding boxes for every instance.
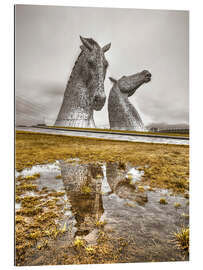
[60,161,104,236]
[15,159,189,264]
[106,162,148,205]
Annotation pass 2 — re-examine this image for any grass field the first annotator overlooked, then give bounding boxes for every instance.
[15,130,189,194]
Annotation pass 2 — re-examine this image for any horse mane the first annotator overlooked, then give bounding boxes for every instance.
[65,38,100,91]
[64,50,83,91]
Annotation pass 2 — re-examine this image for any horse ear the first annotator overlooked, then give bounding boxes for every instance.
[102,43,111,53]
[109,77,117,84]
[80,36,93,51]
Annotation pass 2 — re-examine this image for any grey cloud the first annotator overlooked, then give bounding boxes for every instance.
[15,5,189,128]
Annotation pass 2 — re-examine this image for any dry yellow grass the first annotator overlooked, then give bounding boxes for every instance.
[15,131,189,194]
[174,227,189,253]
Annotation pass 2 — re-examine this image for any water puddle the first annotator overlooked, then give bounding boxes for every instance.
[15,159,189,265]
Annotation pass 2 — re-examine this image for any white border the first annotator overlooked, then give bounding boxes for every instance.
[1,0,203,269]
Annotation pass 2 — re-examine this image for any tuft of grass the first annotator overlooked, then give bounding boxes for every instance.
[16,183,37,196]
[29,231,41,240]
[95,174,103,179]
[16,173,40,182]
[174,227,189,253]
[126,173,133,181]
[159,198,168,204]
[174,202,181,208]
[184,193,189,199]
[74,237,85,248]
[118,162,126,170]
[85,246,96,254]
[16,206,43,217]
[181,213,189,219]
[148,187,155,192]
[137,185,145,192]
[81,185,92,194]
[95,220,107,227]
[15,215,25,224]
[15,195,21,203]
[60,222,67,234]
[125,202,136,208]
[25,173,40,180]
[55,174,62,179]
[48,191,65,197]
[37,239,48,250]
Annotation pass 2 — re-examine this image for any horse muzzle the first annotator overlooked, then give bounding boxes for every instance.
[141,70,151,82]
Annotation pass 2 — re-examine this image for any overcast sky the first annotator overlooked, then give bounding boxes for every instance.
[15,5,189,127]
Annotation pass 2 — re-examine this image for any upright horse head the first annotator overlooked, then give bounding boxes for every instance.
[55,36,111,128]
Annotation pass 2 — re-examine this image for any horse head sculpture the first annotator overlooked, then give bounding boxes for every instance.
[55,36,111,128]
[108,70,151,131]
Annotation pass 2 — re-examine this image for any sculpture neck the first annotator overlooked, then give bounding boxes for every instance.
[108,84,144,131]
[55,64,96,127]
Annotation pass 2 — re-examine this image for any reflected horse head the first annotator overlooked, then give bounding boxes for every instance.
[60,161,104,236]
